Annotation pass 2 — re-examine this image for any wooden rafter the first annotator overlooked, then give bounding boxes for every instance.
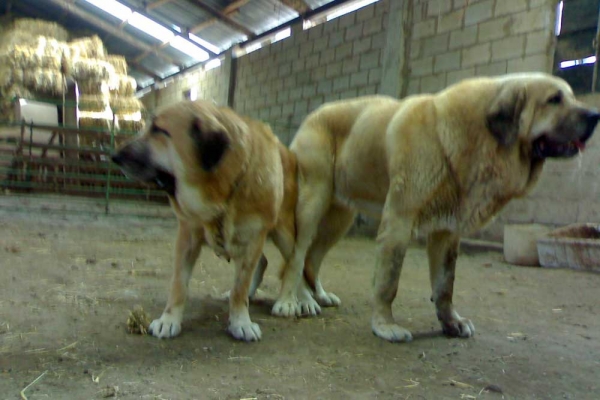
[146,0,174,11]
[278,0,311,14]
[189,0,249,34]
[187,0,255,38]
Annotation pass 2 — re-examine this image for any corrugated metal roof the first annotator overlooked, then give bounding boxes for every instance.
[6,0,351,88]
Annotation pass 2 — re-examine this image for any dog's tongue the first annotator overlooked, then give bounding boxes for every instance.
[575,140,586,151]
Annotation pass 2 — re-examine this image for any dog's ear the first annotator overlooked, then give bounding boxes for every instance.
[191,119,230,172]
[486,83,526,147]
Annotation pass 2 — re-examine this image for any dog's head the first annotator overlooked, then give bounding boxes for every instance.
[111,100,247,196]
[486,73,600,159]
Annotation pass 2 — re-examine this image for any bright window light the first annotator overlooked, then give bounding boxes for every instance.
[189,88,198,101]
[84,0,132,21]
[128,12,174,42]
[326,0,380,21]
[555,1,564,36]
[245,42,262,54]
[560,56,596,69]
[272,27,291,43]
[205,58,221,71]
[19,99,27,106]
[170,36,210,61]
[189,33,222,54]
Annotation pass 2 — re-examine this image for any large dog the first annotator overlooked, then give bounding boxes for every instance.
[112,100,297,342]
[271,72,600,343]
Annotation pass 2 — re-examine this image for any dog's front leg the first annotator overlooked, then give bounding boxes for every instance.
[371,201,414,343]
[427,230,475,338]
[149,221,203,339]
[227,232,267,342]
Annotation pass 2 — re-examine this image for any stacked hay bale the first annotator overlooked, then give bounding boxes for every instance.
[0,19,69,122]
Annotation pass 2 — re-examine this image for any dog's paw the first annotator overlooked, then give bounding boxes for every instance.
[149,313,182,339]
[297,286,321,316]
[441,317,475,338]
[372,322,413,343]
[228,321,262,342]
[315,291,341,307]
[272,297,302,317]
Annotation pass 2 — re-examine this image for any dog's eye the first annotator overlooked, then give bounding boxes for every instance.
[547,92,563,105]
[151,124,171,137]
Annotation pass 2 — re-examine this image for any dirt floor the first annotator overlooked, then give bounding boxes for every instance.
[1,208,599,400]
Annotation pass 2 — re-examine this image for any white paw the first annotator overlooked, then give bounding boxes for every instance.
[297,286,321,316]
[441,317,475,338]
[315,291,341,307]
[149,313,182,339]
[228,321,262,342]
[372,321,413,343]
[272,297,302,317]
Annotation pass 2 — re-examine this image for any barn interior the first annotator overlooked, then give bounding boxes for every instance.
[0,1,599,399]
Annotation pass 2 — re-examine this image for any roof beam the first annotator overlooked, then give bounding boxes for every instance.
[44,0,181,68]
[278,0,311,14]
[129,61,163,81]
[146,0,174,11]
[189,0,249,34]
[186,0,255,38]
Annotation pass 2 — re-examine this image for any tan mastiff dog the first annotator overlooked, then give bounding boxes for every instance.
[112,100,297,342]
[271,72,599,342]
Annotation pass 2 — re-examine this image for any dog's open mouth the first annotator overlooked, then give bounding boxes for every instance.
[532,135,587,159]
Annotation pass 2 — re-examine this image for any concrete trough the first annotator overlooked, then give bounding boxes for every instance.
[537,223,600,273]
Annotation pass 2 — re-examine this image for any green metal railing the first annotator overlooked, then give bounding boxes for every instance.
[0,98,168,216]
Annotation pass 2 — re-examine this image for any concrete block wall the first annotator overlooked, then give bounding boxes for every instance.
[233,0,390,145]
[406,0,556,96]
[139,62,230,115]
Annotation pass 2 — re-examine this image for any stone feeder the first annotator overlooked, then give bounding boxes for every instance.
[537,223,600,273]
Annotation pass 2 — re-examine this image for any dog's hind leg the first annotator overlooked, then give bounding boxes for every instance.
[427,230,475,338]
[303,203,356,307]
[149,221,203,339]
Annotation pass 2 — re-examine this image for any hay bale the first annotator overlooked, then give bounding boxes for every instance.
[7,46,62,69]
[79,117,112,132]
[68,35,106,60]
[106,55,127,75]
[0,65,24,88]
[110,96,143,114]
[23,68,64,94]
[110,75,137,96]
[77,79,110,96]
[1,84,32,101]
[12,19,68,42]
[117,118,145,133]
[79,94,109,113]
[70,59,115,82]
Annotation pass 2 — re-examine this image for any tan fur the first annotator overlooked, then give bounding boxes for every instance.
[113,100,297,341]
[272,73,599,342]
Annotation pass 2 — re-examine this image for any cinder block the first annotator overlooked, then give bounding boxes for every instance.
[357,4,376,21]
[434,50,460,72]
[338,11,357,28]
[326,62,343,78]
[360,49,381,70]
[491,35,525,61]
[410,39,422,59]
[512,7,552,34]
[368,68,382,84]
[353,37,372,56]
[465,0,493,26]
[507,54,550,73]
[363,15,383,36]
[320,49,335,66]
[478,16,512,42]
[313,36,329,52]
[357,84,378,96]
[299,42,313,58]
[290,87,303,101]
[428,0,452,17]
[302,84,317,98]
[333,76,350,92]
[335,42,353,61]
[329,31,344,48]
[351,71,369,87]
[494,0,527,16]
[476,60,508,76]
[293,59,306,73]
[371,31,387,49]
[340,88,359,99]
[278,62,292,77]
[345,23,364,41]
[438,9,464,33]
[526,30,552,55]
[421,73,447,93]
[410,56,434,77]
[317,80,333,95]
[447,67,475,85]
[294,100,308,116]
[311,65,327,81]
[423,33,450,56]
[462,43,491,67]
[406,78,421,95]
[413,19,436,39]
[308,23,324,40]
[342,57,360,74]
[449,26,477,49]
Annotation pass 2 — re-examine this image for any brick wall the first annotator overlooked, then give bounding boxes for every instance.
[233,0,390,144]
